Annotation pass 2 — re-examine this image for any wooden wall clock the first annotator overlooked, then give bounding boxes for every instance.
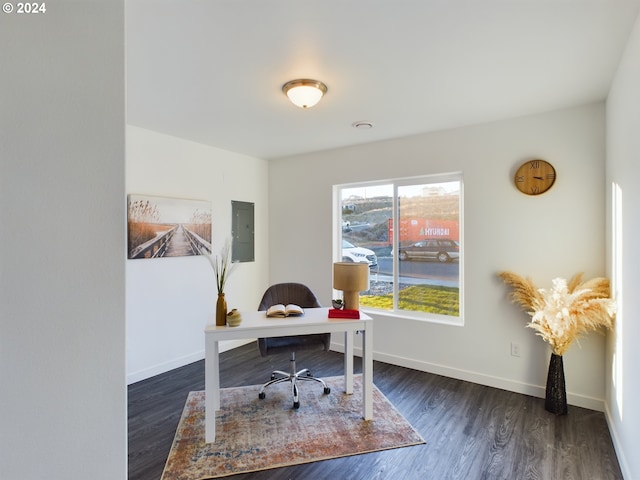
[514,159,556,195]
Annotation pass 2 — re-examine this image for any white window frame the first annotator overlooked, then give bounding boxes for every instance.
[333,173,464,326]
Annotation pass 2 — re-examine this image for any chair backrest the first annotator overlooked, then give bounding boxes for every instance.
[257,283,322,311]
[257,283,328,356]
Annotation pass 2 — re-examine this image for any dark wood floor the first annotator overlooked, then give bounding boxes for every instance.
[128,342,622,480]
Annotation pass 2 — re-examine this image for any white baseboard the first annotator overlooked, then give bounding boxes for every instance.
[130,339,605,412]
[329,341,605,412]
[603,403,631,480]
[126,339,254,385]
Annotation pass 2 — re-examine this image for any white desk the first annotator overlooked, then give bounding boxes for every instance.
[204,307,373,443]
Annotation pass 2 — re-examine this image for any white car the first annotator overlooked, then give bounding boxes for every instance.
[342,240,378,267]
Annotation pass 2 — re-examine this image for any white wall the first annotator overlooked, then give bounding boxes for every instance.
[269,103,608,410]
[606,12,640,480]
[0,2,126,479]
[126,126,269,383]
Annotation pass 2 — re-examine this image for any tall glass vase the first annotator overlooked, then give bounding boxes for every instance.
[545,352,568,415]
[216,293,227,327]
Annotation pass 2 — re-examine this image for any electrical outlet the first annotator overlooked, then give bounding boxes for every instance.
[511,342,521,357]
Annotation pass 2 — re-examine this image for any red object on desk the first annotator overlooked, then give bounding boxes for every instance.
[328,308,360,319]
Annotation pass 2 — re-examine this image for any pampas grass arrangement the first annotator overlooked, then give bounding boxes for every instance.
[497,271,616,355]
[202,240,236,294]
[202,240,238,326]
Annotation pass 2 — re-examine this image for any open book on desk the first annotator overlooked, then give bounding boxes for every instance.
[266,304,304,317]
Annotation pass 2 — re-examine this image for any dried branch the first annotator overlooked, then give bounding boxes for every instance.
[497,271,542,311]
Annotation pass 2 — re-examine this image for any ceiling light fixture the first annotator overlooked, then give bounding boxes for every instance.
[282,79,327,109]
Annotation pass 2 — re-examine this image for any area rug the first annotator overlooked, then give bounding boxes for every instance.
[161,375,425,479]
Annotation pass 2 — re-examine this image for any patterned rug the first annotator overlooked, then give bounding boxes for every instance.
[161,375,425,479]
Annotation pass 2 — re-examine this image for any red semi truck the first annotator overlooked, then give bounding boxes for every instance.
[389,218,459,244]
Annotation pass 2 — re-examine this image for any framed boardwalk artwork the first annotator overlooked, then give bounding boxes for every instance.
[127,194,212,259]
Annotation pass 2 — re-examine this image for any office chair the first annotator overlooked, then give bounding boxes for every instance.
[257,283,331,409]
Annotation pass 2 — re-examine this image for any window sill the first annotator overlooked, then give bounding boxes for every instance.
[360,306,464,327]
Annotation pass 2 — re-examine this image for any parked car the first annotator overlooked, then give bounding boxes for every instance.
[342,240,378,267]
[397,238,459,263]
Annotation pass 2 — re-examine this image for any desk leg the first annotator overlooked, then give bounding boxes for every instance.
[205,336,220,443]
[362,324,373,420]
[344,331,354,394]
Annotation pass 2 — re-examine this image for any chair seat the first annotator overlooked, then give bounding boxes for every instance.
[258,333,330,356]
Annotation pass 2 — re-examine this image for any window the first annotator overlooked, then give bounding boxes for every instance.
[335,173,463,325]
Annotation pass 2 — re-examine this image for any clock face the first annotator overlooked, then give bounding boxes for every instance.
[514,159,556,195]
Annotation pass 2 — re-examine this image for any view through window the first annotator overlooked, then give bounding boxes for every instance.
[337,175,462,323]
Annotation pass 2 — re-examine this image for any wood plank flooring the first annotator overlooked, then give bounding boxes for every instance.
[128,342,622,480]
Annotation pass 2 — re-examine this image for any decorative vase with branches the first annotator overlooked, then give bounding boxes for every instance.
[203,241,236,326]
[498,271,616,414]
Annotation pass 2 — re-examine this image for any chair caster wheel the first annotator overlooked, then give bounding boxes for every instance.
[306,371,312,377]
[258,392,266,400]
[324,387,331,395]
[293,401,300,409]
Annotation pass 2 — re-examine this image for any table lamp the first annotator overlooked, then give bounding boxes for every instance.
[333,262,370,310]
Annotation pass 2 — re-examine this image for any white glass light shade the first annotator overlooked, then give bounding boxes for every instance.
[282,79,327,109]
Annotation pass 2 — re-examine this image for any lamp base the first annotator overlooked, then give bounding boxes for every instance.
[343,291,360,311]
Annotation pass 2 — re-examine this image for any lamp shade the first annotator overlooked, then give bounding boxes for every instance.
[333,262,369,310]
[282,79,327,108]
[333,262,370,291]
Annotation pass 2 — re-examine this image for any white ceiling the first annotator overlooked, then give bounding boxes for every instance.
[126,0,640,160]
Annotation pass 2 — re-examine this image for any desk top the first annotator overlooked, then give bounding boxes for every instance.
[204,307,372,337]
